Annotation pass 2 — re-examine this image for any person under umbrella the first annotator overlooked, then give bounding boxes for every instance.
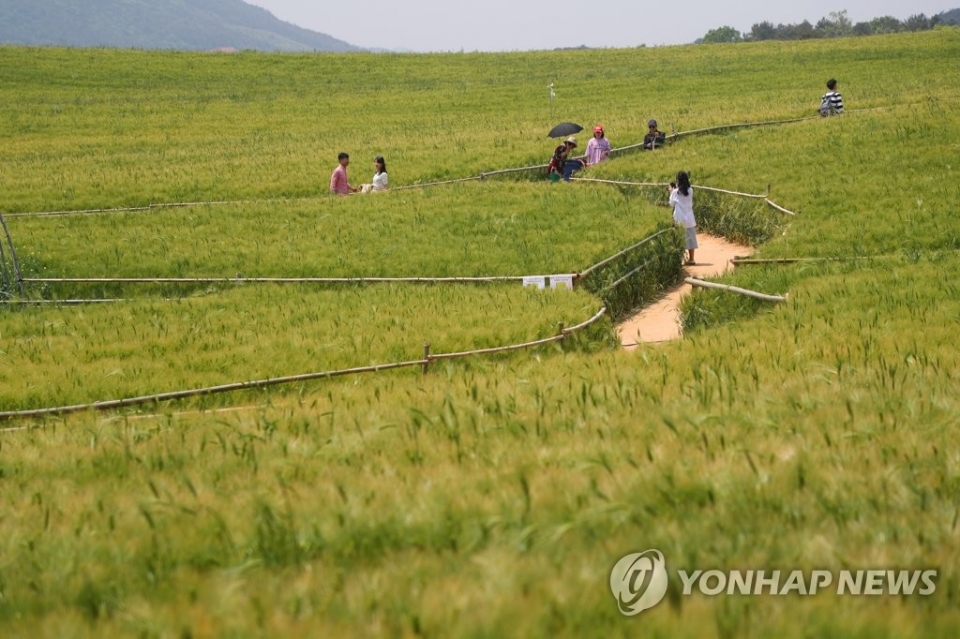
[548,136,585,182]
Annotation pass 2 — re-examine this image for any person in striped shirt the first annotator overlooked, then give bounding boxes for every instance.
[819,79,844,116]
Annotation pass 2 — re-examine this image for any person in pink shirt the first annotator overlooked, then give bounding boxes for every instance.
[330,152,357,195]
[585,125,611,165]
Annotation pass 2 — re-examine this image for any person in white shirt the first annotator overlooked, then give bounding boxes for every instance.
[668,171,698,265]
[360,155,389,193]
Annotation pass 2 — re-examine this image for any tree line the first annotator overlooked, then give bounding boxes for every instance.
[700,9,959,43]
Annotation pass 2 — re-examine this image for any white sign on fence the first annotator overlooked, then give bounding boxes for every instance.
[522,276,546,289]
[550,274,574,290]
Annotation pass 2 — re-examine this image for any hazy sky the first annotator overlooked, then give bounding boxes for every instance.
[243,0,956,51]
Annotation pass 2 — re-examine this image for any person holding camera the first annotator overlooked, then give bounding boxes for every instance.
[669,171,698,265]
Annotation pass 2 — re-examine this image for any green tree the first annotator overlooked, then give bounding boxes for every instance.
[903,14,931,31]
[816,10,853,37]
[749,21,778,41]
[870,16,903,34]
[701,26,743,43]
[779,20,815,40]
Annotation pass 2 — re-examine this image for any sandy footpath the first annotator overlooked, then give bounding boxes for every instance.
[617,234,753,347]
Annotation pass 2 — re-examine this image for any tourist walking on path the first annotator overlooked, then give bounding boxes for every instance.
[669,171,698,265]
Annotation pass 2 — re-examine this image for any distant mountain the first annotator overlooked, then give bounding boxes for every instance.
[0,0,362,52]
[939,8,960,24]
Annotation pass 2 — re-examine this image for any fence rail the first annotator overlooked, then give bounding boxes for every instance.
[0,306,606,423]
[685,277,787,302]
[20,274,574,286]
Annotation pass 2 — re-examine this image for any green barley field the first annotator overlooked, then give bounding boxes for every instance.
[1,29,960,637]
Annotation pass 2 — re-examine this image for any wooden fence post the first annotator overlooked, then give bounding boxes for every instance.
[0,213,26,297]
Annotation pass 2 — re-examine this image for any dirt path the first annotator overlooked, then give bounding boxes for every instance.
[618,234,753,348]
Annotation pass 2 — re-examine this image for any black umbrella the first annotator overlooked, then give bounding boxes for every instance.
[547,122,583,138]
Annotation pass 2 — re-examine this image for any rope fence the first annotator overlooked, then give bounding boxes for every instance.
[0,306,606,423]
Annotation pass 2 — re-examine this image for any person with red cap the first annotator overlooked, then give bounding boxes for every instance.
[585,125,611,165]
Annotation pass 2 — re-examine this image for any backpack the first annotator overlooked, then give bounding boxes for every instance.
[819,94,835,117]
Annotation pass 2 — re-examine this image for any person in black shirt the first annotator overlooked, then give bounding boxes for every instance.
[643,119,666,150]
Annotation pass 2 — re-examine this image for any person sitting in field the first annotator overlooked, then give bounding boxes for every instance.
[819,78,844,116]
[643,119,666,150]
[547,136,585,181]
[359,155,389,193]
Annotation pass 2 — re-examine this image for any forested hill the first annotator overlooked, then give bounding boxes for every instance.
[0,0,362,52]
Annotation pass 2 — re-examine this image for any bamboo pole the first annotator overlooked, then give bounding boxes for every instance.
[572,178,665,188]
[561,306,607,333]
[765,199,797,215]
[600,257,658,293]
[481,164,548,178]
[684,277,787,302]
[0,306,607,422]
[575,177,777,202]
[0,359,428,421]
[3,200,238,218]
[731,257,816,265]
[579,228,674,279]
[696,185,768,198]
[730,256,868,265]
[1,299,127,306]
[22,274,575,285]
[393,176,481,191]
